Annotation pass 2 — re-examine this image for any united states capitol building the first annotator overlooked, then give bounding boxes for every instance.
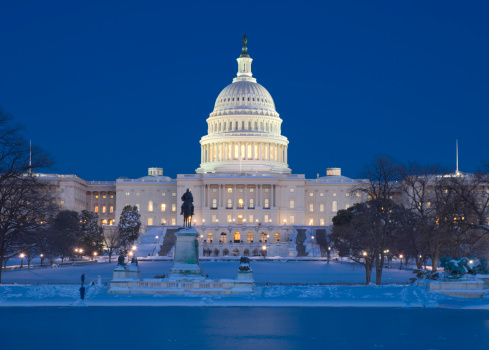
[40,37,363,257]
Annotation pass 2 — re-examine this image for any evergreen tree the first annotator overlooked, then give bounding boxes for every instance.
[49,210,80,262]
[78,210,104,255]
[118,205,141,248]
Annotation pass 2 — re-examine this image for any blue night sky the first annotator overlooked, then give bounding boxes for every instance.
[0,1,488,181]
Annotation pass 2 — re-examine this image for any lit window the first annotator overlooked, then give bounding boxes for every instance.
[212,188,217,192]
[249,199,254,208]
[346,204,350,209]
[290,200,295,209]
[289,215,295,224]
[320,219,325,226]
[95,195,99,199]
[356,193,360,197]
[264,198,269,209]
[227,199,232,208]
[333,193,336,197]
[148,201,153,212]
[136,193,140,196]
[309,204,314,212]
[264,215,269,223]
[250,188,254,193]
[265,188,269,193]
[346,193,350,197]
[207,232,214,243]
[274,232,280,243]
[171,204,176,212]
[227,214,232,222]
[162,192,165,196]
[160,218,165,225]
[135,204,140,211]
[320,193,324,197]
[103,195,106,199]
[427,202,431,208]
[60,200,65,209]
[309,192,313,197]
[148,218,153,226]
[212,215,217,223]
[290,188,295,193]
[102,206,106,213]
[221,232,227,243]
[227,188,232,193]
[110,206,114,213]
[247,232,254,243]
[239,188,243,193]
[212,199,217,208]
[110,195,114,199]
[171,218,176,225]
[249,214,254,223]
[172,193,176,197]
[332,201,338,212]
[161,203,166,212]
[320,204,324,212]
[125,192,130,196]
[94,206,99,213]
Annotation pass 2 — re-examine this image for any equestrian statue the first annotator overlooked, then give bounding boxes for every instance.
[180,188,194,228]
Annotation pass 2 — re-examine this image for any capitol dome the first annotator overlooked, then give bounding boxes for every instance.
[212,81,277,117]
[196,35,290,175]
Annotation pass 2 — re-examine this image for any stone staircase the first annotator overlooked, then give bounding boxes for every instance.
[158,228,179,256]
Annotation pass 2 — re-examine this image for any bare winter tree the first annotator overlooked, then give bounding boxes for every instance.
[0,109,57,283]
[347,155,403,284]
[103,228,121,263]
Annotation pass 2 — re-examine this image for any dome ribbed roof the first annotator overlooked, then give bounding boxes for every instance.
[213,81,276,114]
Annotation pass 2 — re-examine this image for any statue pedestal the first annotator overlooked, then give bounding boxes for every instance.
[169,227,203,276]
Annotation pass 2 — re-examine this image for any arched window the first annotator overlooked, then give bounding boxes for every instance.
[264,198,269,209]
[161,203,166,212]
[220,232,227,243]
[252,248,259,256]
[227,199,232,209]
[207,232,214,243]
[238,198,244,209]
[223,249,229,256]
[260,232,267,243]
[332,201,338,212]
[232,249,240,256]
[243,248,250,256]
[274,232,280,243]
[212,198,217,209]
[249,198,254,208]
[247,232,254,243]
[213,249,219,257]
[148,201,153,212]
[234,232,241,243]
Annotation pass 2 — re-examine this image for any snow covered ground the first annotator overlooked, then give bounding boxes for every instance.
[0,283,488,309]
[1,260,414,285]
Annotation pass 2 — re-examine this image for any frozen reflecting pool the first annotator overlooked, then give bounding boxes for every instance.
[1,307,488,349]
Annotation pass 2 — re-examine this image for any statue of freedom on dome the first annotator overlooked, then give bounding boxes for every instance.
[180,188,194,228]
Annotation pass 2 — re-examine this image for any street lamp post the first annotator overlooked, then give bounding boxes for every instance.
[311,235,315,257]
[40,253,44,266]
[262,245,267,259]
[327,246,331,263]
[19,253,25,269]
[399,254,403,270]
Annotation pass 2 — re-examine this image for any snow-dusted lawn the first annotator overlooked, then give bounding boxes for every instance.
[0,283,488,309]
[1,260,414,285]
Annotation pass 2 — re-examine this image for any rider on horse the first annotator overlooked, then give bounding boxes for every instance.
[181,188,194,227]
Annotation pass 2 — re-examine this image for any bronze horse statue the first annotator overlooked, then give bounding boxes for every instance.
[181,188,194,228]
